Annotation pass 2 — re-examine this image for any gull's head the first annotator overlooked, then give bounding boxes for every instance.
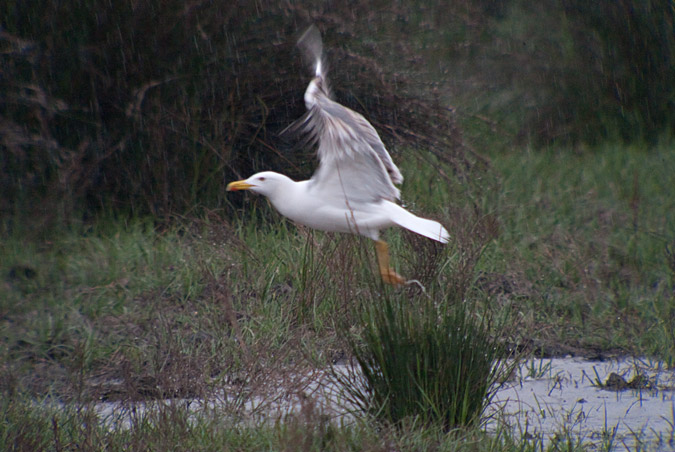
[226,171,293,199]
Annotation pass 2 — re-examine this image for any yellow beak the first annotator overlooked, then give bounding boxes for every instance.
[226,180,255,191]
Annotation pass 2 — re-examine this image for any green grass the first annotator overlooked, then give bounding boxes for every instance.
[0,396,607,452]
[344,294,511,431]
[1,143,674,449]
[481,143,675,361]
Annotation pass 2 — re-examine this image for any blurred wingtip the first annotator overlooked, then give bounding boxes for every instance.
[297,24,324,78]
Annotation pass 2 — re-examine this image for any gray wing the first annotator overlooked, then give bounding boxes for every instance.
[302,78,403,204]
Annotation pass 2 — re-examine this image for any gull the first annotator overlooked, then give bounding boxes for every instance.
[227,26,449,285]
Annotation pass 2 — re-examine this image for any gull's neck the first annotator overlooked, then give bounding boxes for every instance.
[265,176,309,215]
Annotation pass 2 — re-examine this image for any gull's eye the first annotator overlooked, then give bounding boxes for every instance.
[259,177,266,182]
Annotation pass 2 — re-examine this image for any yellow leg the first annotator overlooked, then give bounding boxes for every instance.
[375,240,406,286]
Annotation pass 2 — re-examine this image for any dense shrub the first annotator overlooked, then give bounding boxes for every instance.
[0,1,466,220]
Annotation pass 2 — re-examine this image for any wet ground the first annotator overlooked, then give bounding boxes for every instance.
[92,357,675,450]
[489,357,675,450]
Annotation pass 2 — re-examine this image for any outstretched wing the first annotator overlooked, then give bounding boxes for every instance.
[303,86,402,204]
[295,26,403,204]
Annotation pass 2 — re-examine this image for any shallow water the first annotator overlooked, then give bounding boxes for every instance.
[92,357,675,450]
[489,357,675,450]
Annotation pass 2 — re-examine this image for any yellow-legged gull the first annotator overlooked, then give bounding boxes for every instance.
[227,26,449,285]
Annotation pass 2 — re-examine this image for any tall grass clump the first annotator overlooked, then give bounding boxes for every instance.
[345,294,509,431]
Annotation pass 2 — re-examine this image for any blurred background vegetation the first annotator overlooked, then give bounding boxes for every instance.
[2,0,673,223]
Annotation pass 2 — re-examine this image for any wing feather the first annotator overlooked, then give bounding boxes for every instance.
[294,25,403,204]
[301,78,402,203]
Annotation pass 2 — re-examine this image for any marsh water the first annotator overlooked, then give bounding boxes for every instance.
[488,357,675,450]
[93,357,675,450]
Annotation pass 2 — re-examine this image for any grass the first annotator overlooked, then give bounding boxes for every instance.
[1,143,674,449]
[344,294,511,431]
[0,396,557,452]
[482,143,675,361]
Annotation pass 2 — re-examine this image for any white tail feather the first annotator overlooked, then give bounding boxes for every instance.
[383,202,449,243]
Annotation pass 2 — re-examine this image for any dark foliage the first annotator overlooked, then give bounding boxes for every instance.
[0,1,466,220]
[560,0,675,143]
[469,0,675,144]
[2,0,670,223]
